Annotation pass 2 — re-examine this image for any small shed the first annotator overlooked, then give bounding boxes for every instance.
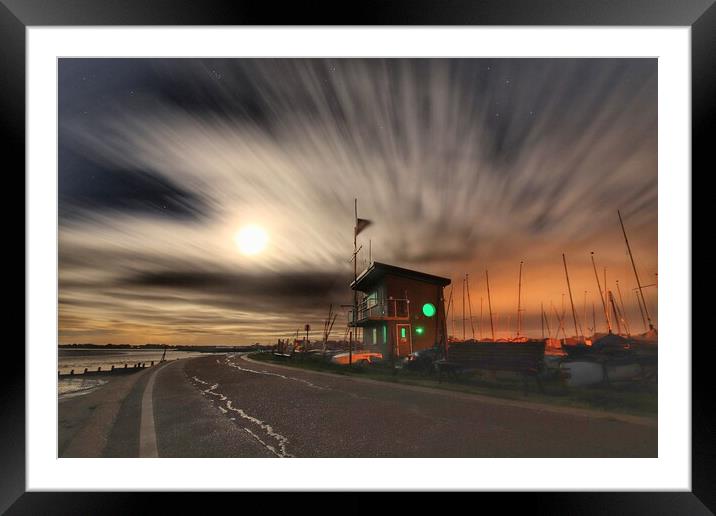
[349,262,451,360]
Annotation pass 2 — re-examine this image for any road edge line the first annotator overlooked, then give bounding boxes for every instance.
[139,365,161,457]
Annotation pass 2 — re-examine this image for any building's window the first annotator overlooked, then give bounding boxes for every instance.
[400,327,407,339]
[372,328,377,345]
[383,325,387,344]
[366,291,378,307]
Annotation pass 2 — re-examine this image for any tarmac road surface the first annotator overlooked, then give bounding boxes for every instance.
[59,353,657,458]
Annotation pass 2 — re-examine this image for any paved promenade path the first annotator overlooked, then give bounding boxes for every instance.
[59,353,657,458]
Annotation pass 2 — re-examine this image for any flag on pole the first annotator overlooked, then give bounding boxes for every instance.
[355,218,372,236]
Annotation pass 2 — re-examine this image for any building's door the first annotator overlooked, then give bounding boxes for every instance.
[396,324,412,357]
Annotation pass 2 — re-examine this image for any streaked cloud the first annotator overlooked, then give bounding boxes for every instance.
[59,58,657,343]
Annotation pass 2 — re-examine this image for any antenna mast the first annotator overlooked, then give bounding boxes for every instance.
[351,199,358,365]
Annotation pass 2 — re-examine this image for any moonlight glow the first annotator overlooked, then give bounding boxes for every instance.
[234,225,269,255]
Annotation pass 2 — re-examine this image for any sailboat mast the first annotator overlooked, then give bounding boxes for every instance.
[541,301,545,339]
[618,209,654,330]
[544,302,552,339]
[479,297,484,340]
[615,280,631,335]
[583,290,588,336]
[635,290,647,332]
[485,270,495,340]
[591,252,612,333]
[516,261,523,337]
[562,254,580,338]
[603,267,611,329]
[462,275,466,341]
[552,303,566,340]
[609,291,622,334]
[446,285,454,338]
[466,274,476,339]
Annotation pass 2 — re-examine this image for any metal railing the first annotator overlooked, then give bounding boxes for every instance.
[349,298,410,324]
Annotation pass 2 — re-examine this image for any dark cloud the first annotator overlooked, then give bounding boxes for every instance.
[120,269,349,310]
[59,146,208,220]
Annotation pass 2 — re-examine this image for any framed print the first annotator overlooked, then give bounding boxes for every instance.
[4,0,712,512]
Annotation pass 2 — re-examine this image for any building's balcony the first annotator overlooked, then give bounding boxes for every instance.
[349,298,410,326]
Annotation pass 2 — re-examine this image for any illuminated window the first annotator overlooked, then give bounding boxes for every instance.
[422,303,436,317]
[400,327,407,339]
[372,328,377,344]
[383,325,387,343]
[415,326,425,335]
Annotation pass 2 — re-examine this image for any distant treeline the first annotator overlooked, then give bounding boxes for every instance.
[58,343,271,352]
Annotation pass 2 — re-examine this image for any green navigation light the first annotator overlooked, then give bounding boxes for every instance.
[422,303,436,317]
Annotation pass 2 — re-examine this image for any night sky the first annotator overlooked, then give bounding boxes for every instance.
[58,58,658,344]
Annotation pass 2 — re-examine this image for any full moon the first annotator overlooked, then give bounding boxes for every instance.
[234,225,269,255]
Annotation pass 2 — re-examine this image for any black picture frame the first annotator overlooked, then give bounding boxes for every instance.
[4,0,711,513]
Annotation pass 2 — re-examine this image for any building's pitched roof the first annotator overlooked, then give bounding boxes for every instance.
[350,261,451,290]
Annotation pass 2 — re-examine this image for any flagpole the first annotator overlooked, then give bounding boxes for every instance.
[351,198,357,366]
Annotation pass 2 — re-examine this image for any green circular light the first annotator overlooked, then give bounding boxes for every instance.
[422,303,436,317]
[415,326,425,335]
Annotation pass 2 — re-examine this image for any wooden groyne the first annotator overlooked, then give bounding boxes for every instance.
[58,361,166,378]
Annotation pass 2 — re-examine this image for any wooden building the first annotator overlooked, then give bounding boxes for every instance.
[349,262,451,360]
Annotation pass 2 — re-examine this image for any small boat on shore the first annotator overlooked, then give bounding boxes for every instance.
[559,355,646,387]
[331,351,383,365]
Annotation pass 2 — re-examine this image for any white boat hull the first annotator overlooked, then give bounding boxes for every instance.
[560,361,604,387]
